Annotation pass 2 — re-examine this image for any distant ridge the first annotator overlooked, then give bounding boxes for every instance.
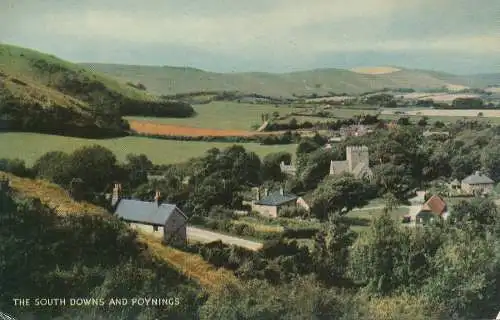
[80,63,500,98]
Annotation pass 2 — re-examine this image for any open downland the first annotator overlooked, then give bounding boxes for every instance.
[0,132,297,165]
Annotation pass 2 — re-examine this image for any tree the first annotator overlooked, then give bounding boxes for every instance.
[382,192,401,214]
[421,229,499,319]
[396,117,411,126]
[480,144,500,182]
[311,174,374,221]
[0,158,31,178]
[349,212,405,296]
[32,151,71,185]
[449,154,479,180]
[186,175,241,216]
[417,117,428,127]
[122,153,153,188]
[66,145,119,193]
[261,152,291,181]
[371,164,413,200]
[313,214,355,284]
[69,178,85,201]
[298,148,337,190]
[452,97,484,109]
[448,198,499,235]
[199,276,356,319]
[288,118,298,130]
[296,138,321,156]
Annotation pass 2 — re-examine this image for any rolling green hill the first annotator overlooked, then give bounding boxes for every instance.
[0,44,194,137]
[80,62,500,98]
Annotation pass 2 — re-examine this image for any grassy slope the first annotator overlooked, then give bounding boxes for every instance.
[80,63,496,97]
[0,44,193,135]
[0,171,237,290]
[0,132,297,166]
[0,44,158,103]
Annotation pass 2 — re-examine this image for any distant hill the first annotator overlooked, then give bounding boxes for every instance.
[80,63,500,98]
[0,44,194,137]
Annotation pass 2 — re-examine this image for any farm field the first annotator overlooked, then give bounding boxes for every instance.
[129,121,256,137]
[347,206,410,233]
[0,133,297,166]
[380,108,500,118]
[126,101,304,131]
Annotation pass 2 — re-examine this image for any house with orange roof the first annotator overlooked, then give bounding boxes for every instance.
[410,194,450,225]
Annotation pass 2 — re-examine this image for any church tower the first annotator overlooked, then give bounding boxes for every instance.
[346,146,369,172]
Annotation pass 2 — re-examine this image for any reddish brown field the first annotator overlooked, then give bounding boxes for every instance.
[129,119,322,138]
[129,120,257,137]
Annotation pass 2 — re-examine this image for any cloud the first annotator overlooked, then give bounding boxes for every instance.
[1,0,498,73]
[37,1,406,51]
[34,0,498,58]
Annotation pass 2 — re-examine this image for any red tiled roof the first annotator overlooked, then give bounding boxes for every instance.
[421,195,447,215]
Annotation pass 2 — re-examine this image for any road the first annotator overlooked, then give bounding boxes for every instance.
[187,226,263,251]
[351,205,411,211]
[130,223,263,251]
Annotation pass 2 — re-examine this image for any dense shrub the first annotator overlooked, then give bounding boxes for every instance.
[0,158,31,177]
[0,192,203,319]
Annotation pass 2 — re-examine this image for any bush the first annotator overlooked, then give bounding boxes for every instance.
[282,227,319,238]
[279,207,309,218]
[0,158,31,177]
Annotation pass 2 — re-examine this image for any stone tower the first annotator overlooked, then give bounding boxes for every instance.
[346,146,369,172]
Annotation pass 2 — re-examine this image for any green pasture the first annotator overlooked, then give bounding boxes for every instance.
[126,101,304,131]
[0,133,297,166]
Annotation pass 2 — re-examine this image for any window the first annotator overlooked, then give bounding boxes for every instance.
[153,226,158,232]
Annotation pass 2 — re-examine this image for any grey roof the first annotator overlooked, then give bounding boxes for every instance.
[255,191,298,206]
[462,171,494,185]
[114,199,185,225]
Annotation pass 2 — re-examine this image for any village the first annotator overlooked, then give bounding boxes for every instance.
[92,119,500,252]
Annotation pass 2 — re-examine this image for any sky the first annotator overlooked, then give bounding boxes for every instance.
[1,0,499,74]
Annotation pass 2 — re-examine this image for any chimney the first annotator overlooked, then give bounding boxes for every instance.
[279,187,284,196]
[154,190,161,206]
[111,183,121,207]
[264,188,269,197]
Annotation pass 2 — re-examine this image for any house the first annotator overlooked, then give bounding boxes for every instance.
[280,162,297,176]
[449,179,461,190]
[461,171,495,195]
[251,187,310,218]
[111,184,187,245]
[330,146,373,180]
[411,195,449,225]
